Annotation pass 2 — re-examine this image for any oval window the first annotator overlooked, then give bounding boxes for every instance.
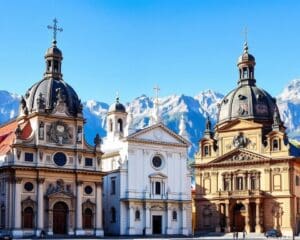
[84,186,93,195]
[152,156,162,168]
[24,182,34,192]
[53,152,67,166]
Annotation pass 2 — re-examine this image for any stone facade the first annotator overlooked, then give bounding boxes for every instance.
[193,43,300,237]
[0,31,105,238]
[101,99,192,236]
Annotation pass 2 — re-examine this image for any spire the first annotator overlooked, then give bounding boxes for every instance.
[204,116,213,138]
[44,18,63,80]
[151,85,161,125]
[179,114,189,140]
[237,28,256,86]
[272,108,282,131]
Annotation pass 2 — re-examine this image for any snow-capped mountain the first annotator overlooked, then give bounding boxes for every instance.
[2,79,300,156]
[277,79,300,140]
[0,90,20,123]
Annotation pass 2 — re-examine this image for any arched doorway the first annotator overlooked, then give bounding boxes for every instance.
[53,202,68,234]
[233,203,245,232]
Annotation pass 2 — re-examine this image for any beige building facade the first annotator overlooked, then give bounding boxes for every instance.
[193,42,300,236]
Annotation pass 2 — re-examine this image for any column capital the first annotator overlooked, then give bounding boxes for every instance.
[13,177,22,184]
[95,182,102,187]
[76,180,83,186]
[37,178,45,184]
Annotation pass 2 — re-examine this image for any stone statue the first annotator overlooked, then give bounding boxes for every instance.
[94,133,101,146]
[37,93,46,110]
[77,127,82,143]
[20,96,28,115]
[39,122,45,140]
[233,132,248,148]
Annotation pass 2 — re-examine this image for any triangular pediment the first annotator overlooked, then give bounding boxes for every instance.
[218,119,262,132]
[47,189,74,198]
[149,172,167,179]
[127,123,189,146]
[210,148,270,164]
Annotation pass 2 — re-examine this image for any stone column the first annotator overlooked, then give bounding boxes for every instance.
[36,178,45,237]
[95,182,104,236]
[215,204,221,232]
[181,205,188,235]
[245,201,250,233]
[225,202,230,233]
[166,206,173,234]
[12,177,22,237]
[248,174,251,190]
[128,204,135,235]
[145,205,151,235]
[75,180,84,236]
[255,200,262,233]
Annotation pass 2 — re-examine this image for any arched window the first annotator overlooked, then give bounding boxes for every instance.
[272,139,279,151]
[23,207,34,229]
[111,207,116,223]
[83,208,93,229]
[172,210,177,221]
[243,67,248,79]
[109,119,113,132]
[135,210,140,220]
[204,145,209,156]
[117,119,123,132]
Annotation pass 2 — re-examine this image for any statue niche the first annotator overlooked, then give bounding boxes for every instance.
[47,121,73,145]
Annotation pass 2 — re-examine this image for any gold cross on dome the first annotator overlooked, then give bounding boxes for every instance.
[47,18,63,44]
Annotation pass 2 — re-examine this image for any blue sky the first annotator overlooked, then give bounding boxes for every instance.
[0,0,300,103]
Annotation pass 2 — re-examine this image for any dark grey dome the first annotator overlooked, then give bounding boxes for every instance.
[23,78,82,117]
[45,45,62,58]
[218,84,277,124]
[108,97,126,113]
[217,42,278,125]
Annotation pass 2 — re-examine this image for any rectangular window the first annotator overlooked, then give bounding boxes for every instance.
[24,153,33,162]
[296,176,300,186]
[111,178,116,195]
[85,158,93,167]
[250,177,256,190]
[236,177,243,190]
[223,178,230,191]
[155,182,161,195]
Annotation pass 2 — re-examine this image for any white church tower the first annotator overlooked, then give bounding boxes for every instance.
[101,88,192,236]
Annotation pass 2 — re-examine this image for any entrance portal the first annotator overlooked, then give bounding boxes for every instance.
[233,203,245,232]
[53,202,68,234]
[152,215,162,234]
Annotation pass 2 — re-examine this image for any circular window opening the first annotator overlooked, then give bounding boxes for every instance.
[152,156,163,169]
[24,182,34,192]
[84,186,93,195]
[53,152,67,166]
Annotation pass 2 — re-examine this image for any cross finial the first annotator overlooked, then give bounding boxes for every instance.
[47,18,63,46]
[242,26,248,43]
[116,91,120,102]
[153,85,160,101]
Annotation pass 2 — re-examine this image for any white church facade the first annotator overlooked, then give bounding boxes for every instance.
[101,97,192,236]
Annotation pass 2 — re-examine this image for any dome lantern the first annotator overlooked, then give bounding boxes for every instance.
[237,42,256,86]
[44,18,63,80]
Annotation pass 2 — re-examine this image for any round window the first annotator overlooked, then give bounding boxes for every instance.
[84,186,93,195]
[53,152,67,166]
[24,182,34,192]
[152,156,163,169]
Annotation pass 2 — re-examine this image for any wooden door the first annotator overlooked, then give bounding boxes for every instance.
[53,202,68,234]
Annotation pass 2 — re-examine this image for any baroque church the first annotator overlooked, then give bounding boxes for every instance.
[0,20,105,237]
[101,94,192,235]
[193,42,300,236]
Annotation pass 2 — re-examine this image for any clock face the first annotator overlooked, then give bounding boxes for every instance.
[56,125,65,133]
